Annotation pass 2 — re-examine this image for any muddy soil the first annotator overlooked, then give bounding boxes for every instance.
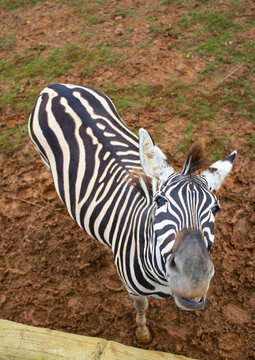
[0,1,254,359]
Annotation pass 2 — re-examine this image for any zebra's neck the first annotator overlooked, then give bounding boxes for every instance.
[110,183,168,294]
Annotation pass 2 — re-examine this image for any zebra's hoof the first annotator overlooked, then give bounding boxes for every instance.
[135,326,152,343]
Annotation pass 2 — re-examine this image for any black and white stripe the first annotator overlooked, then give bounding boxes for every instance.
[28,84,231,299]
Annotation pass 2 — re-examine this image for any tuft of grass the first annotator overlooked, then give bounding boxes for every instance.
[178,10,236,33]
[72,0,105,16]
[208,135,230,160]
[177,123,194,152]
[0,124,27,154]
[248,134,255,159]
[190,101,219,123]
[113,7,134,17]
[149,23,166,36]
[87,16,105,24]
[82,42,122,75]
[76,7,93,15]
[152,131,162,143]
[215,78,255,123]
[0,34,16,49]
[159,0,174,4]
[148,16,158,22]
[104,82,160,116]
[71,0,104,5]
[0,0,42,10]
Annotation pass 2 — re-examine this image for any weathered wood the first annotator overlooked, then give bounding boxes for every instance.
[0,319,197,360]
[100,341,196,360]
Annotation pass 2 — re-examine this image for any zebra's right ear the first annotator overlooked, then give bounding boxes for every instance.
[139,129,174,181]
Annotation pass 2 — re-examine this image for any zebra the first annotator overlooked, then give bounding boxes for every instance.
[28,84,236,342]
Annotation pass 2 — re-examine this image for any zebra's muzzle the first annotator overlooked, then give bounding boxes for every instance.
[174,295,205,310]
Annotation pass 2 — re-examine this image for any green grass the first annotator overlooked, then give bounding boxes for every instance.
[159,0,175,4]
[249,134,255,159]
[177,123,194,152]
[177,10,236,32]
[71,0,104,4]
[0,34,16,49]
[208,135,231,160]
[0,0,42,10]
[104,82,160,116]
[0,124,27,153]
[0,43,122,113]
[0,48,70,112]
[72,0,105,16]
[75,6,93,15]
[149,2,254,154]
[165,80,220,122]
[113,7,134,17]
[171,5,254,69]
[165,74,254,155]
[149,23,166,36]
[87,16,105,24]
[148,16,158,22]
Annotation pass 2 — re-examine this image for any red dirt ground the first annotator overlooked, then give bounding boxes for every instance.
[0,1,254,359]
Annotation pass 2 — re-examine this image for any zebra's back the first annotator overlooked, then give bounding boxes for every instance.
[28,84,145,246]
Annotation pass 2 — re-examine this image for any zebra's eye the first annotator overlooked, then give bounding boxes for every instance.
[156,196,166,208]
[211,205,220,216]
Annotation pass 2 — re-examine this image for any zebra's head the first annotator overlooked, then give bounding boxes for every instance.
[139,129,236,311]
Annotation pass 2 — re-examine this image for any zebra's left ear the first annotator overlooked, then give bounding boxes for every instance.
[200,151,237,191]
[139,128,175,181]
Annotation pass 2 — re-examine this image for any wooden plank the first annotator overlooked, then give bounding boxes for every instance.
[102,341,196,360]
[0,319,197,360]
[0,319,107,360]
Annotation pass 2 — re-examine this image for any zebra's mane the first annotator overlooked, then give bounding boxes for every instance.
[126,168,153,201]
[182,139,209,175]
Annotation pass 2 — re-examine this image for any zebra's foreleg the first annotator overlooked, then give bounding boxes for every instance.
[131,296,151,343]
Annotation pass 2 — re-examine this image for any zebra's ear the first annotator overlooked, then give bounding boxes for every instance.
[200,151,237,191]
[139,129,174,181]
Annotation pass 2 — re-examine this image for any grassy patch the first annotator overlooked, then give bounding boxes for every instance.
[87,16,105,24]
[164,1,255,131]
[0,124,27,153]
[164,72,254,156]
[177,10,236,32]
[0,0,42,10]
[190,101,219,123]
[171,5,254,70]
[149,23,166,36]
[0,48,70,112]
[0,33,16,49]
[113,7,134,17]
[0,43,122,113]
[72,0,105,17]
[159,0,175,4]
[104,82,160,116]
[71,0,104,4]
[177,123,194,152]
[82,42,122,75]
[248,134,255,159]
[208,135,230,160]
